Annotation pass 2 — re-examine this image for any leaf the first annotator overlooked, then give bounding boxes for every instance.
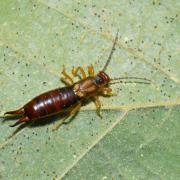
[0,0,179,179]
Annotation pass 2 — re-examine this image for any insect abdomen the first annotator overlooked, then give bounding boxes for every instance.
[24,87,79,120]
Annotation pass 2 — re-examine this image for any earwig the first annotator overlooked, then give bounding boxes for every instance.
[4,31,151,130]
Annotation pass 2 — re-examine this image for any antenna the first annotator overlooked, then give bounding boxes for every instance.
[111,77,151,82]
[109,81,151,85]
[102,30,119,72]
[110,77,151,85]
[101,31,151,85]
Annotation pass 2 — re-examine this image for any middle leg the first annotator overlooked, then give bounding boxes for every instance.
[92,96,102,118]
[72,66,87,79]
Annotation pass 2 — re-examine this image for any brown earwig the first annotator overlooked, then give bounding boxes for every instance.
[4,31,151,130]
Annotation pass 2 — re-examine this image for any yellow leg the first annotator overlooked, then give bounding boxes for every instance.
[61,77,72,86]
[72,66,86,79]
[88,64,95,76]
[52,103,81,131]
[102,87,112,94]
[61,66,74,85]
[92,96,102,118]
[102,87,116,96]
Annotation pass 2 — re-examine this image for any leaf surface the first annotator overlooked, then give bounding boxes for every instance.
[0,0,179,179]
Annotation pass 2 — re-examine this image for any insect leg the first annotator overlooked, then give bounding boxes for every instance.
[62,103,81,124]
[52,103,81,131]
[102,87,116,96]
[61,77,72,86]
[61,66,74,85]
[72,66,86,79]
[88,64,95,76]
[92,96,102,118]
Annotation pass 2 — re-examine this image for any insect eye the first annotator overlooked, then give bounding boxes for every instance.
[95,76,104,84]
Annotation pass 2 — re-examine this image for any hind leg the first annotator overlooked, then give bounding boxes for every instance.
[52,103,81,131]
[61,66,74,86]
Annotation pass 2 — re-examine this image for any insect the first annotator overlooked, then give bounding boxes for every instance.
[4,31,150,130]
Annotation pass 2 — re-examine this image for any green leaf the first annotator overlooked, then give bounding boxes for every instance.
[0,0,179,179]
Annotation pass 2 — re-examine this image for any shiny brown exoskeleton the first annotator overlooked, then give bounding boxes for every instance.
[4,32,150,130]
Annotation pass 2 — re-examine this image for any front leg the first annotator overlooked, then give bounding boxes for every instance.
[88,64,95,77]
[102,87,117,96]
